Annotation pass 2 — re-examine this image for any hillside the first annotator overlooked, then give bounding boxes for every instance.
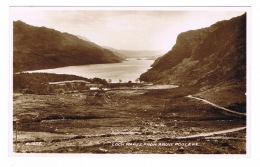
[13,21,123,72]
[140,13,246,108]
[150,56,163,67]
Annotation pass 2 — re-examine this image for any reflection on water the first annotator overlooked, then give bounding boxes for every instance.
[27,58,154,83]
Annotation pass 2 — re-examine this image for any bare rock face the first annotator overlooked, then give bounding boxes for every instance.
[140,13,246,108]
[13,21,123,72]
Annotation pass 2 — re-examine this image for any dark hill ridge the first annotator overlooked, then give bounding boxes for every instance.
[140,13,246,109]
[13,21,123,72]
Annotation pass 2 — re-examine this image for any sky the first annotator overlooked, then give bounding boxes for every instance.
[10,8,245,51]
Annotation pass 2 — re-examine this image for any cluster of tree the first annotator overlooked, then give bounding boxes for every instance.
[107,78,140,84]
[108,82,140,88]
[13,73,108,95]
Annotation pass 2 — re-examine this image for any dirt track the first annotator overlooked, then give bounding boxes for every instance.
[186,95,246,117]
[13,87,246,154]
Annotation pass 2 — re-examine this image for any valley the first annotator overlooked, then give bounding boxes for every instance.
[13,85,246,154]
[12,13,247,154]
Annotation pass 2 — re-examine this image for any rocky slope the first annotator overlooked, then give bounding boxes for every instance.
[13,21,123,72]
[140,14,246,109]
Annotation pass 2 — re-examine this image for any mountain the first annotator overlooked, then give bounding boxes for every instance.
[103,46,166,59]
[76,35,90,42]
[140,14,246,109]
[13,21,123,72]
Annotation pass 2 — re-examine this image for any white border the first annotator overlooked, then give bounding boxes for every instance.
[1,0,260,167]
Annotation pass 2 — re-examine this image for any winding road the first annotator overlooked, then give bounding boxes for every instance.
[186,95,246,117]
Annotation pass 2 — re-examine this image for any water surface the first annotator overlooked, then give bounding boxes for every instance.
[28,58,154,83]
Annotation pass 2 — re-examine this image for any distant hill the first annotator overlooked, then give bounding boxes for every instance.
[140,14,246,109]
[103,46,166,60]
[13,21,123,72]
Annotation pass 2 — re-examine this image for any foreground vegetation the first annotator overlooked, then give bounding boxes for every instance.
[13,90,246,153]
[13,73,246,153]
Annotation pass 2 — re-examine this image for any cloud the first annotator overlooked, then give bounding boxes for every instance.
[11,8,245,50]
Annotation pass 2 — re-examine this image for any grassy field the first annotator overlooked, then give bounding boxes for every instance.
[13,86,246,154]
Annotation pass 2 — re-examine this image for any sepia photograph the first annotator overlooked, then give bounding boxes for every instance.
[11,7,248,154]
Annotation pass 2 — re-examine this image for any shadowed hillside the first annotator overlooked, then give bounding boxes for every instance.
[13,21,123,72]
[140,13,246,109]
